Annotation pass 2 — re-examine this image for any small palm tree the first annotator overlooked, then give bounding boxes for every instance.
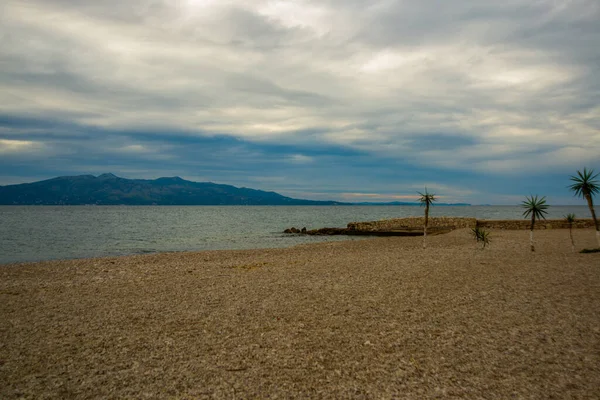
[418,188,436,248]
[471,227,491,249]
[479,229,491,249]
[569,168,599,247]
[471,227,482,243]
[521,195,549,252]
[565,213,576,252]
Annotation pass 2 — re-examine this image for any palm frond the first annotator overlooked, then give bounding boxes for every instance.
[521,195,549,220]
[479,229,491,248]
[569,168,600,198]
[564,213,576,223]
[417,188,436,207]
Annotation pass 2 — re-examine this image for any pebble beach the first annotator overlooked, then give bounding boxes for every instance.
[1,228,599,399]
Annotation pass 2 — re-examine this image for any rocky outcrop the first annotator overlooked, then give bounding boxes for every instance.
[284,225,452,236]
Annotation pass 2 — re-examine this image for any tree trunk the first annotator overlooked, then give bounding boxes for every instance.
[569,224,575,253]
[423,203,429,249]
[585,194,600,247]
[530,215,535,252]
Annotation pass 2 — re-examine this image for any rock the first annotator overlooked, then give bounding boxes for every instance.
[301,227,307,233]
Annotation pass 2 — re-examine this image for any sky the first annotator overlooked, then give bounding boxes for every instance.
[1,0,599,205]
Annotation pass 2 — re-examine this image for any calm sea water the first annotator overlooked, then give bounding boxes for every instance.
[0,205,593,264]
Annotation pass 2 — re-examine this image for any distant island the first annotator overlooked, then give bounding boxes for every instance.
[0,173,471,206]
[0,173,341,205]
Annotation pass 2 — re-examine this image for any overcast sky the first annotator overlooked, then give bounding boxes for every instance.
[1,0,599,204]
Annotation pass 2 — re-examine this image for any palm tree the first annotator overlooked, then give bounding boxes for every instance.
[569,168,600,247]
[565,213,576,252]
[471,227,482,243]
[479,229,491,249]
[471,227,491,249]
[418,188,436,248]
[521,195,549,252]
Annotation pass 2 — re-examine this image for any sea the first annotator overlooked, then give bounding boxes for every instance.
[0,205,593,264]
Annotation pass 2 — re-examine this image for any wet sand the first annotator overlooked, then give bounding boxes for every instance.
[1,228,599,399]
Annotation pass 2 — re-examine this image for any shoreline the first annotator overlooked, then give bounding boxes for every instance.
[4,217,597,266]
[0,234,367,267]
[2,229,599,398]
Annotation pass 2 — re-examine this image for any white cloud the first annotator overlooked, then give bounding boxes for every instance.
[256,0,332,36]
[0,139,41,153]
[289,154,313,164]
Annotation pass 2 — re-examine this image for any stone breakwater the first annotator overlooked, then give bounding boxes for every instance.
[284,217,595,236]
[348,217,476,231]
[476,219,595,230]
[351,217,595,231]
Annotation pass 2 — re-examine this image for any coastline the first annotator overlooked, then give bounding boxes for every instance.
[1,206,595,265]
[1,228,599,398]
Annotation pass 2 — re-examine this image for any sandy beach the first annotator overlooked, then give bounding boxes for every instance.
[1,228,599,399]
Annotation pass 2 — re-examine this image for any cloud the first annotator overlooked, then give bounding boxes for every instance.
[339,193,418,202]
[289,154,314,164]
[0,139,42,154]
[0,0,599,203]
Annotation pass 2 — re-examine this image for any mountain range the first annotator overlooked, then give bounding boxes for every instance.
[0,173,341,205]
[0,174,471,206]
